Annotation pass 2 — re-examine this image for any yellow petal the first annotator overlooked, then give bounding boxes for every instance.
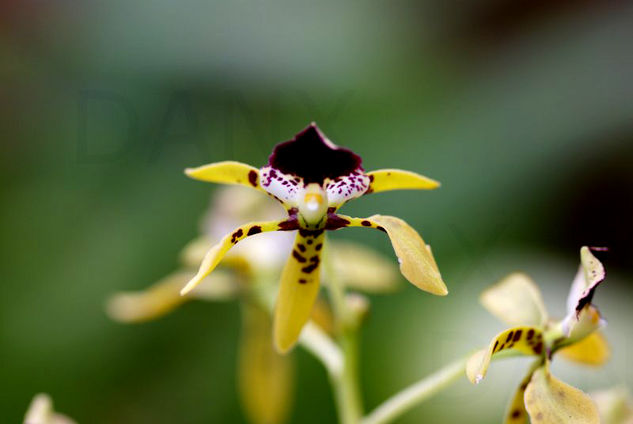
[274,232,325,353]
[106,270,238,323]
[181,220,286,296]
[480,273,548,327]
[562,304,605,344]
[591,387,633,424]
[179,236,212,267]
[503,362,541,424]
[467,326,544,384]
[239,303,294,424]
[342,214,447,295]
[24,393,76,424]
[558,331,610,366]
[365,169,440,193]
[524,365,600,424]
[310,296,335,336]
[185,161,264,191]
[328,240,399,293]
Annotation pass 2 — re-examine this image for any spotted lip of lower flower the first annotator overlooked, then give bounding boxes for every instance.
[467,246,609,424]
[182,122,446,352]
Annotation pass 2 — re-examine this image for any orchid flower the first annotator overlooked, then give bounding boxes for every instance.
[467,247,609,424]
[180,123,447,352]
[107,186,400,424]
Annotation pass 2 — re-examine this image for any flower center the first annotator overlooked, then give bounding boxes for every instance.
[298,183,328,226]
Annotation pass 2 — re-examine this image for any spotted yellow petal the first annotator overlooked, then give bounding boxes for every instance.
[558,331,610,366]
[524,365,600,424]
[185,161,264,191]
[107,269,238,323]
[328,240,399,293]
[480,273,548,327]
[274,232,325,353]
[239,303,294,424]
[181,220,288,296]
[503,361,542,424]
[467,326,544,384]
[365,169,440,193]
[565,246,606,321]
[342,215,447,295]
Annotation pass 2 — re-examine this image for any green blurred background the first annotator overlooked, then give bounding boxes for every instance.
[2,1,632,422]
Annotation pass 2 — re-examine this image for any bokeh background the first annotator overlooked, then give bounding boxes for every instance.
[2,1,632,423]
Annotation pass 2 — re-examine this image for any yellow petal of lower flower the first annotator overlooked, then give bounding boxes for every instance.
[503,361,541,424]
[239,303,294,424]
[310,296,335,336]
[525,365,600,424]
[343,214,447,295]
[274,232,325,353]
[467,326,544,384]
[24,393,76,424]
[365,169,440,193]
[591,386,633,424]
[181,220,287,296]
[107,270,237,323]
[480,273,548,327]
[179,236,212,267]
[558,331,610,366]
[185,161,264,191]
[328,240,399,293]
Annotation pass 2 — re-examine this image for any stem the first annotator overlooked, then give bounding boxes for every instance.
[361,356,467,424]
[299,322,344,377]
[323,238,364,424]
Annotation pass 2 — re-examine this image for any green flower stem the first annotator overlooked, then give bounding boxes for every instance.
[361,356,467,424]
[299,322,344,377]
[324,238,364,424]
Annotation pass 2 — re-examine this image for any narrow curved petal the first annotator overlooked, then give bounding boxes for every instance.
[328,240,400,293]
[557,331,610,366]
[566,246,606,316]
[561,304,605,342]
[107,270,238,323]
[185,161,264,191]
[466,326,544,384]
[503,361,542,424]
[274,231,325,353]
[480,273,548,327]
[340,214,447,295]
[238,303,294,424]
[524,364,600,424]
[365,169,439,194]
[181,220,292,296]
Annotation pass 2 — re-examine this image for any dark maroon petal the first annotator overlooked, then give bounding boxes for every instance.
[267,123,363,184]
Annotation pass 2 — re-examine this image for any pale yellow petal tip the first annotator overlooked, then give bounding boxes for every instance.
[466,349,487,384]
[273,334,297,355]
[427,179,441,189]
[179,284,194,296]
[105,293,137,323]
[436,285,449,296]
